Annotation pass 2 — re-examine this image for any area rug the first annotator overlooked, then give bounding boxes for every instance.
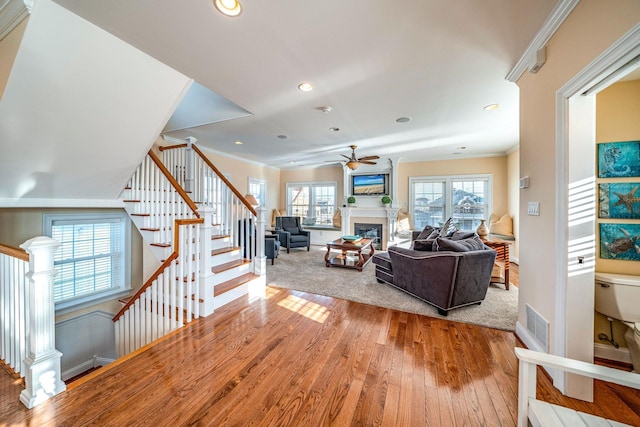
[265,246,518,331]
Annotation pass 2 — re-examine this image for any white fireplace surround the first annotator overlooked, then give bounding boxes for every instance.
[340,206,399,250]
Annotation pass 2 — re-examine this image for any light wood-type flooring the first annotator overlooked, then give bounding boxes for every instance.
[2,264,640,426]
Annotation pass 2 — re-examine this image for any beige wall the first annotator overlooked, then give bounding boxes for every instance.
[197,147,281,213]
[0,16,28,100]
[0,208,144,321]
[517,0,640,356]
[397,155,510,217]
[593,79,640,349]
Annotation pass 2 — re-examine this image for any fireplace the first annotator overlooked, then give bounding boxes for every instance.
[354,223,383,250]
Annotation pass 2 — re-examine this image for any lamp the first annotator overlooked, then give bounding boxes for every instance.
[346,161,360,170]
[213,0,242,17]
[244,194,259,207]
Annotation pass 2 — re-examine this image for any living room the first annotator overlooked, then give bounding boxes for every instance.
[1,0,640,424]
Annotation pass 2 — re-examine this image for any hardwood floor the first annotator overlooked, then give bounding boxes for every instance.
[2,284,639,426]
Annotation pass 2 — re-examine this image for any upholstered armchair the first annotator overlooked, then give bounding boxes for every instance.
[265,234,280,264]
[275,216,311,253]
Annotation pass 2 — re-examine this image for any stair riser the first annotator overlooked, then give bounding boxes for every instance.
[213,263,252,285]
[211,250,242,265]
[211,236,232,250]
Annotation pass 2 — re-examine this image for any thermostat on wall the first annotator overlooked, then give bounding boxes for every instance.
[520,176,530,189]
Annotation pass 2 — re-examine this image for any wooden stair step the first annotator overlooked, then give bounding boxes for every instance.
[122,199,140,203]
[131,213,151,217]
[150,243,171,248]
[214,272,258,297]
[211,259,250,275]
[211,246,240,256]
[118,297,132,305]
[211,233,230,240]
[140,227,161,232]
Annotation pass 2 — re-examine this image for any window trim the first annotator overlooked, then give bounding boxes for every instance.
[248,177,267,208]
[409,174,493,231]
[43,212,132,315]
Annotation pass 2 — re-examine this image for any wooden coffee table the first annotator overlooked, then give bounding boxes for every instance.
[325,238,374,272]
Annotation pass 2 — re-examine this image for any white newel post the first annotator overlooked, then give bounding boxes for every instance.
[198,207,216,317]
[254,207,267,276]
[19,236,66,409]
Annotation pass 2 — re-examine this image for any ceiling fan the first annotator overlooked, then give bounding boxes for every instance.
[330,145,380,170]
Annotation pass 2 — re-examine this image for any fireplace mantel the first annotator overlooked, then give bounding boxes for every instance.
[340,207,399,250]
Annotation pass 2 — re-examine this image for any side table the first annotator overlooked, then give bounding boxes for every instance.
[482,237,511,290]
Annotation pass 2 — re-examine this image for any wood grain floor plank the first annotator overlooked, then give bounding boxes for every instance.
[2,285,640,426]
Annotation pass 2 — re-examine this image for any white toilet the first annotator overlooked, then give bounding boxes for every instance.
[595,272,640,372]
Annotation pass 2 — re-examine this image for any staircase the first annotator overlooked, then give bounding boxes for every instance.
[113,144,266,357]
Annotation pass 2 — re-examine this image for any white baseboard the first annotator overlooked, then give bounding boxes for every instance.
[594,342,632,365]
[61,356,114,381]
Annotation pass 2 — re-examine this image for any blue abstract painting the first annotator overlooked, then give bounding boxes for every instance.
[598,141,640,178]
[600,223,640,261]
[599,183,640,219]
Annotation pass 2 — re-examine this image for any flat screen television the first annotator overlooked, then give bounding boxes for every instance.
[351,173,389,196]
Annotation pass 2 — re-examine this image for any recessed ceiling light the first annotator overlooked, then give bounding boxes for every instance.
[289,161,296,164]
[213,0,242,17]
[396,117,411,123]
[452,152,461,155]
[234,140,243,145]
[456,146,467,150]
[319,106,332,113]
[277,135,288,140]
[329,127,340,132]
[298,82,314,92]
[483,103,500,111]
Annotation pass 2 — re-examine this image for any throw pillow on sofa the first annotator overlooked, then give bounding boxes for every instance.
[450,230,477,241]
[413,228,441,251]
[434,235,485,252]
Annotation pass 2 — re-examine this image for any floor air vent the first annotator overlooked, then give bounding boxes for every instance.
[526,304,549,352]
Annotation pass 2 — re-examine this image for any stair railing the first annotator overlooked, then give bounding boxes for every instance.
[0,237,66,408]
[112,218,202,357]
[160,143,262,267]
[0,244,29,378]
[115,150,203,357]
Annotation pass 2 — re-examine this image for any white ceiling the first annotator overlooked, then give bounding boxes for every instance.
[52,0,558,169]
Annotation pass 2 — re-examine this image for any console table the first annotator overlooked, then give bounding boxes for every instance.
[482,237,511,290]
[325,238,374,272]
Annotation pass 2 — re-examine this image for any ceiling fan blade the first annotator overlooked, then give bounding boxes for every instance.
[340,154,351,160]
[359,160,377,165]
[358,155,380,161]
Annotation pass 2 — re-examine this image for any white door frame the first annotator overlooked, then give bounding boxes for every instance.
[554,24,640,394]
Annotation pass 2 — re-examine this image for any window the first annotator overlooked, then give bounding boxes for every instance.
[248,178,266,207]
[410,175,492,231]
[44,213,131,313]
[286,182,337,226]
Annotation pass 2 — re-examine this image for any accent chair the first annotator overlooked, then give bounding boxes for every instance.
[275,216,311,253]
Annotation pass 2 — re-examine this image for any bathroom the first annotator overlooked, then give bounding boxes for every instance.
[594,75,640,372]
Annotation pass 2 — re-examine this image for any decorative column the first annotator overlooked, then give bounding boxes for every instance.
[254,207,267,276]
[198,207,216,317]
[19,236,66,409]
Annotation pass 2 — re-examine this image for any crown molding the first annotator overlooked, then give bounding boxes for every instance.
[0,0,30,41]
[506,0,580,83]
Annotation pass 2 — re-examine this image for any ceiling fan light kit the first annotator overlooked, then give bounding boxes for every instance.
[213,0,242,17]
[332,145,380,170]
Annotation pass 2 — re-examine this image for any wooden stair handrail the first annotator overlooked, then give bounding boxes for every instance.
[161,143,257,217]
[147,149,200,217]
[0,243,29,262]
[113,217,203,322]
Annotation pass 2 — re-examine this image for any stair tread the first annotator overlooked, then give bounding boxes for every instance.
[122,199,140,203]
[211,246,240,256]
[212,259,250,274]
[212,233,230,240]
[215,272,258,297]
[151,243,171,248]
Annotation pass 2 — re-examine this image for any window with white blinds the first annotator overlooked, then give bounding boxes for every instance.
[44,213,131,312]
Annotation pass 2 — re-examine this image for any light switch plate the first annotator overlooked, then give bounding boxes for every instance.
[528,202,540,216]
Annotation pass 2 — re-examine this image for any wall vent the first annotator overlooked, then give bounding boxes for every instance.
[526,304,549,352]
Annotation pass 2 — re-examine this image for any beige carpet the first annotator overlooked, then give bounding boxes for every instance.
[266,245,518,331]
